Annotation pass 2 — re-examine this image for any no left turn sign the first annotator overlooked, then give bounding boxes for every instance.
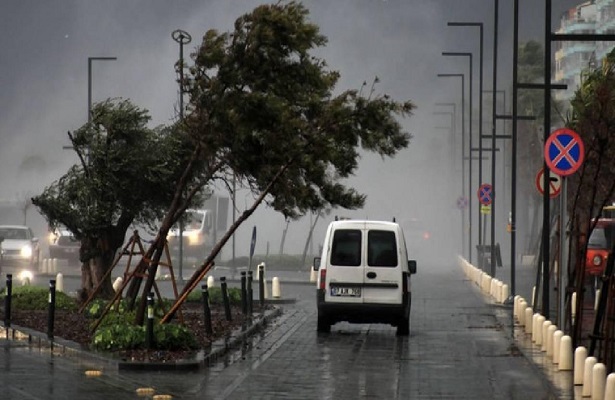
[535,167,561,198]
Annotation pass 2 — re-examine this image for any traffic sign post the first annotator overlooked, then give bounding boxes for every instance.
[544,127,584,327]
[535,167,562,199]
[477,183,493,205]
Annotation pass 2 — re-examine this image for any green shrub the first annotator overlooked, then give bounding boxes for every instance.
[91,321,198,352]
[0,286,78,311]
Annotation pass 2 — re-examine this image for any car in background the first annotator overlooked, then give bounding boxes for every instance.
[167,209,214,265]
[0,225,40,268]
[48,227,80,264]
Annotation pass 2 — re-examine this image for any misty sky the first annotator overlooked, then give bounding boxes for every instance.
[0,0,584,259]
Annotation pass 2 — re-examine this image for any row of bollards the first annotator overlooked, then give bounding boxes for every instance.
[459,256,509,303]
[459,256,615,399]
[512,294,615,400]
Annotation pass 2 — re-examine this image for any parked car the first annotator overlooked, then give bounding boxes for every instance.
[48,227,80,263]
[0,225,40,268]
[313,219,417,335]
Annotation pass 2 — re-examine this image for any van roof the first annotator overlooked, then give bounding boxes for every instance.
[329,220,400,229]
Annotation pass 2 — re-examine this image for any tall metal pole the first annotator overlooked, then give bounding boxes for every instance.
[87,57,117,123]
[172,29,192,282]
[490,0,499,277]
[542,0,552,319]
[512,0,519,300]
[438,73,468,261]
[443,52,473,264]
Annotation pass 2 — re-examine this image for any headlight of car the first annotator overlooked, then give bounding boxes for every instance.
[593,255,603,266]
[187,231,201,245]
[20,245,33,259]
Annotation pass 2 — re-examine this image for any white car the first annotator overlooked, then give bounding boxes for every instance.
[314,219,417,335]
[0,225,41,269]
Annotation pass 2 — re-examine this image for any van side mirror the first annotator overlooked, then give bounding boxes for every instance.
[313,257,321,271]
[408,260,417,274]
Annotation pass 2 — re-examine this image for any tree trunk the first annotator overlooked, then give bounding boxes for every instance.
[78,235,119,302]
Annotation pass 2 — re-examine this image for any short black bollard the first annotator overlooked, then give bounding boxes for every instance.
[4,274,12,330]
[258,264,265,309]
[220,277,232,321]
[240,271,247,315]
[146,292,154,350]
[201,285,213,335]
[247,271,253,315]
[47,280,56,340]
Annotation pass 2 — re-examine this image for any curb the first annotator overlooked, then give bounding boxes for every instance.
[1,306,284,372]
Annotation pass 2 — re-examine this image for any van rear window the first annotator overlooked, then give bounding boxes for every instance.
[368,230,398,267]
[330,229,361,266]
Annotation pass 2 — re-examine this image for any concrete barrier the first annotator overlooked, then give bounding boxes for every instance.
[501,284,509,304]
[574,346,587,385]
[524,308,533,334]
[519,300,528,326]
[534,315,545,345]
[272,277,281,298]
[546,324,557,357]
[559,335,573,371]
[112,277,123,293]
[583,356,598,396]
[592,363,606,400]
[553,330,564,364]
[56,273,64,293]
[541,320,551,351]
[604,373,615,400]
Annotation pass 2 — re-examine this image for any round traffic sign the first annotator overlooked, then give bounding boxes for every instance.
[535,167,561,198]
[544,128,584,176]
[456,196,468,210]
[477,183,493,206]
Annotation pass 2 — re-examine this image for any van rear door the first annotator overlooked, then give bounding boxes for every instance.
[363,228,403,304]
[325,225,364,304]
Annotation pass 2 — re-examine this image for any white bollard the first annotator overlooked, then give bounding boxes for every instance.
[256,262,266,280]
[501,284,509,304]
[541,320,552,351]
[41,258,47,274]
[583,356,598,397]
[112,277,123,293]
[272,277,281,298]
[559,335,573,371]
[604,373,615,400]
[535,315,545,345]
[546,324,557,357]
[525,308,533,334]
[52,258,58,274]
[519,300,528,326]
[207,275,215,288]
[574,346,588,385]
[514,295,520,319]
[572,292,577,325]
[553,330,564,364]
[592,363,606,400]
[56,273,64,293]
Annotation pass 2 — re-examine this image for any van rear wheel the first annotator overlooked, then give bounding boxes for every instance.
[396,316,410,336]
[317,315,331,333]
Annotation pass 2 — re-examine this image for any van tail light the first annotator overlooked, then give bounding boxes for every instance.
[319,269,327,290]
[402,272,408,294]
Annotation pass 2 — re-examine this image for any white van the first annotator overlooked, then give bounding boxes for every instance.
[313,219,417,335]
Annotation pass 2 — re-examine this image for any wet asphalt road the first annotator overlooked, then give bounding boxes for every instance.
[1,260,573,399]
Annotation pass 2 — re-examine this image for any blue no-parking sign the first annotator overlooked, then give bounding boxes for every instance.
[544,128,584,176]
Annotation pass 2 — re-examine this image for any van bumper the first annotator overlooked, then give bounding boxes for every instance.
[316,289,410,326]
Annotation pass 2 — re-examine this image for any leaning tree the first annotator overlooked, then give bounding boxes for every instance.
[128,1,417,324]
[32,99,203,300]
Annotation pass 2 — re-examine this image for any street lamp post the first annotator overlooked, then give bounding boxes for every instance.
[172,29,192,282]
[437,73,470,262]
[441,52,475,264]
[88,57,117,122]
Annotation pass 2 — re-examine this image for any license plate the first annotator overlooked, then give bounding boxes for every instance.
[330,286,361,297]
